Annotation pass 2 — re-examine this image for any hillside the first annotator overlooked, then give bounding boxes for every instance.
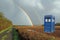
[0,12,12,31]
[14,26,60,40]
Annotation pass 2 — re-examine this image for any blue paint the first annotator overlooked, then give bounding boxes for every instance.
[44,15,55,33]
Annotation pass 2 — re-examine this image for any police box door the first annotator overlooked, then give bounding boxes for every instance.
[44,17,52,32]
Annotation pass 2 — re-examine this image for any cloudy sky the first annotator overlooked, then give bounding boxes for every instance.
[0,0,60,25]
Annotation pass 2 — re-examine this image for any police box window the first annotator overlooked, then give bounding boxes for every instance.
[45,19,51,22]
[52,19,54,22]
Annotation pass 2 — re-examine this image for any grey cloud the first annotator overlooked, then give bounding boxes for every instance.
[0,0,60,25]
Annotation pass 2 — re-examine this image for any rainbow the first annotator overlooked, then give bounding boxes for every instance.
[17,6,33,26]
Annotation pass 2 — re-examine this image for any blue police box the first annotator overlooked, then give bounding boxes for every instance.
[44,15,55,33]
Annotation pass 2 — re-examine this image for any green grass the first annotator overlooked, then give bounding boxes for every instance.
[0,26,12,34]
[1,35,8,40]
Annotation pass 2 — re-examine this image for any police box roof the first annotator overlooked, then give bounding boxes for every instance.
[44,15,55,19]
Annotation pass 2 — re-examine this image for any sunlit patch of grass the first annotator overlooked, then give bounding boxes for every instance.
[48,36,55,40]
[0,26,12,34]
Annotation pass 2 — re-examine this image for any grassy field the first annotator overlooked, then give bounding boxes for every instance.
[14,26,60,40]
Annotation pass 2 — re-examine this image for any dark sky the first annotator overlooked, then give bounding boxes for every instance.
[0,0,60,25]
